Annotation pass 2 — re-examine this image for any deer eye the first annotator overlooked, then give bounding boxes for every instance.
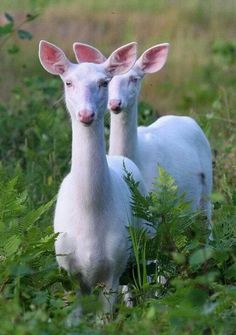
[65,80,72,87]
[98,79,110,88]
[129,76,139,83]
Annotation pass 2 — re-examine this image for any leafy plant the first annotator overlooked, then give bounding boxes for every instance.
[123,166,236,334]
[0,12,38,52]
[0,166,100,334]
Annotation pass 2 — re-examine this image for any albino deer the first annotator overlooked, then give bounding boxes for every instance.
[74,43,212,222]
[38,40,146,316]
[109,44,213,221]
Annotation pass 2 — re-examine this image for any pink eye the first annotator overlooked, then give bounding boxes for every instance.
[98,78,110,88]
[65,80,73,87]
[129,76,139,83]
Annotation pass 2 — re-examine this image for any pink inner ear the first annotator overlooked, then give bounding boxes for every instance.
[39,41,69,75]
[139,44,169,73]
[105,42,137,76]
[54,64,66,74]
[41,43,61,64]
[114,44,134,64]
[74,44,106,64]
[147,46,167,62]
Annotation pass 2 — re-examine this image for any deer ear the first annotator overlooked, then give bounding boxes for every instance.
[73,43,106,63]
[39,40,71,75]
[136,43,169,74]
[104,42,137,76]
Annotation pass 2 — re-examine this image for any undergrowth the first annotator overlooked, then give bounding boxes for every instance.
[122,168,236,334]
[0,166,235,334]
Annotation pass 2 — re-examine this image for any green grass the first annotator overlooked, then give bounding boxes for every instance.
[0,1,236,334]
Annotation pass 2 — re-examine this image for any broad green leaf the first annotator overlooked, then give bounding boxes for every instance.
[21,197,55,230]
[10,263,33,276]
[17,29,33,40]
[189,246,213,266]
[4,235,21,257]
[172,252,186,264]
[225,263,236,280]
[0,23,13,37]
[4,12,14,23]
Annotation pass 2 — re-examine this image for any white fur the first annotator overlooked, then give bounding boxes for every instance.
[108,44,212,220]
[39,40,146,314]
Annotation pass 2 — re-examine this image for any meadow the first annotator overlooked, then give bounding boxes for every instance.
[0,0,235,334]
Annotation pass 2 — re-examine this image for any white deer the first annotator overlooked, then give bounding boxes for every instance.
[74,43,212,222]
[38,40,146,316]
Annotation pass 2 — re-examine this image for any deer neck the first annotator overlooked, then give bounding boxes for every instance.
[70,118,111,207]
[109,100,139,164]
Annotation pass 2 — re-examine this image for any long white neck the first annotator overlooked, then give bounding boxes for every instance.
[71,118,111,208]
[109,100,139,164]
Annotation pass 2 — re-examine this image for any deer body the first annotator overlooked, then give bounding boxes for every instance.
[54,122,135,290]
[39,40,145,313]
[110,102,212,208]
[108,44,212,219]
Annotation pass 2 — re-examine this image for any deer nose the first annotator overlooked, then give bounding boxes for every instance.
[109,99,122,113]
[78,110,95,125]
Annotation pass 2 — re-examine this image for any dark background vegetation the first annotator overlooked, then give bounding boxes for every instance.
[0,1,235,334]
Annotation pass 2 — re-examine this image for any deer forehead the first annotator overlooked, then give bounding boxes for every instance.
[64,62,107,83]
[109,69,140,99]
[111,68,137,83]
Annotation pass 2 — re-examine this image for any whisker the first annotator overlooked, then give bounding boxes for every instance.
[52,94,65,107]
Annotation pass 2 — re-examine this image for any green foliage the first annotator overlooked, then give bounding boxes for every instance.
[0,12,38,52]
[0,75,70,203]
[0,167,57,333]
[138,101,157,126]
[212,40,236,65]
[0,167,106,334]
[17,29,33,40]
[123,167,236,334]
